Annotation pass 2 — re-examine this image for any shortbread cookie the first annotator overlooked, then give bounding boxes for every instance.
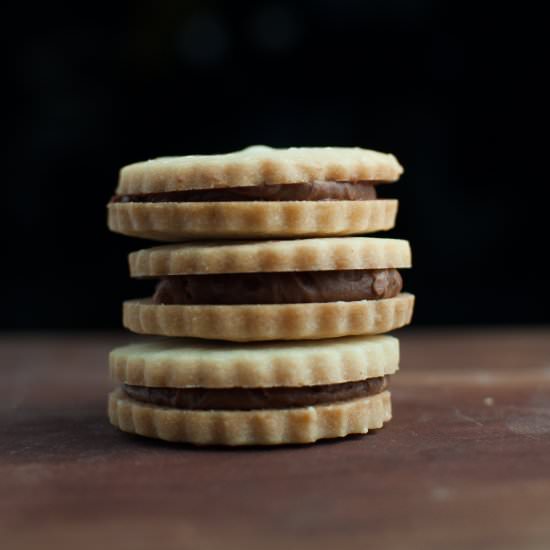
[108,146,402,240]
[108,335,396,445]
[116,146,403,193]
[123,294,414,341]
[109,389,391,445]
[123,237,413,341]
[108,201,397,241]
[110,334,399,388]
[129,237,411,276]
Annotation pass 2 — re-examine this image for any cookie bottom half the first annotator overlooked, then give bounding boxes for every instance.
[108,388,391,446]
[107,199,397,241]
[123,293,414,341]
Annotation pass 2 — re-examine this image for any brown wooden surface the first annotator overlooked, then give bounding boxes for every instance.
[1,329,550,550]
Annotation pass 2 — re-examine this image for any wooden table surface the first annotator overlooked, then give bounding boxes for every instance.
[1,329,550,550]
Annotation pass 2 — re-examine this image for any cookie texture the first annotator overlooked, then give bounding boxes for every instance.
[109,335,399,388]
[122,293,415,341]
[107,199,398,241]
[117,146,403,195]
[129,237,411,277]
[108,388,391,445]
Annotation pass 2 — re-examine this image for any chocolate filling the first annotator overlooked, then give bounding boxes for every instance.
[123,376,388,410]
[152,269,402,305]
[111,181,379,203]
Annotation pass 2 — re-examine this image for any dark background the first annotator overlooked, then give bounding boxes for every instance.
[7,1,548,329]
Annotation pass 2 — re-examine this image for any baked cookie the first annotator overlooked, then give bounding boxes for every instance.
[108,335,398,445]
[123,237,414,341]
[108,146,402,240]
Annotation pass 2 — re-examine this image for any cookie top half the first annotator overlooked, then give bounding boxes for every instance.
[117,145,403,194]
[129,237,412,277]
[110,334,399,388]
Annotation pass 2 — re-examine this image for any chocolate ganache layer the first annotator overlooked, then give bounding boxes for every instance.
[124,376,388,410]
[152,269,402,305]
[111,181,379,203]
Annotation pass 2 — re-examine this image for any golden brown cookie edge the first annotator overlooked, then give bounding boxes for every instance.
[117,146,403,194]
[129,236,411,276]
[108,388,392,445]
[122,293,415,342]
[108,199,398,241]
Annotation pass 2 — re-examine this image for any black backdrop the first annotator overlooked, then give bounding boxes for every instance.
[7,1,548,329]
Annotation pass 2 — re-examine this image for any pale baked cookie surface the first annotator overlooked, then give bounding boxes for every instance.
[129,237,411,276]
[107,199,398,241]
[117,146,403,194]
[123,293,415,341]
[110,334,399,388]
[108,388,392,446]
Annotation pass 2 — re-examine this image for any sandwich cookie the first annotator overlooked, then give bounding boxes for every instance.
[108,146,402,240]
[123,237,414,341]
[109,335,399,445]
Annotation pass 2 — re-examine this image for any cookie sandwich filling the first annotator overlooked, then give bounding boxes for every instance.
[152,269,403,305]
[123,376,389,411]
[111,180,381,203]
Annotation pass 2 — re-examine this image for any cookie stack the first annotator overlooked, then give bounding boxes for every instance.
[107,146,414,445]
